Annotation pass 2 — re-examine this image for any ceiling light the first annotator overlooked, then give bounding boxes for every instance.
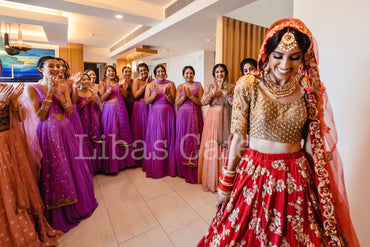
[11,24,32,52]
[115,15,123,19]
[205,38,211,42]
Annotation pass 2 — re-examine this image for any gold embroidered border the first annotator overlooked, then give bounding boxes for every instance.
[306,91,341,246]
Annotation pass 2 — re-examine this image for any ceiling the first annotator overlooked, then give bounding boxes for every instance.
[0,0,271,61]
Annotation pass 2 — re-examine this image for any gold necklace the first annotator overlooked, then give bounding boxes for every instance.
[262,74,296,99]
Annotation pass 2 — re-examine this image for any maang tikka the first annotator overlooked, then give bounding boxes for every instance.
[279,30,297,52]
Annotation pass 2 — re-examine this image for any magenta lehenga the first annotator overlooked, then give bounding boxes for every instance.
[143,80,176,178]
[77,95,103,174]
[101,84,135,174]
[124,78,135,122]
[130,83,148,166]
[175,82,203,184]
[0,99,63,246]
[29,84,97,233]
[65,84,93,173]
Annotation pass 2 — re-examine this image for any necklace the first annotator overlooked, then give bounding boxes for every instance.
[262,74,296,99]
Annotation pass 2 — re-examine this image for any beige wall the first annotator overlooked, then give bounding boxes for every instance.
[294,0,370,245]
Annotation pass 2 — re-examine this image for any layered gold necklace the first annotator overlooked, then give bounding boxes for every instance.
[262,74,296,99]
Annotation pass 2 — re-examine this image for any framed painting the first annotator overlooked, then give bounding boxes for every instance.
[0,42,58,83]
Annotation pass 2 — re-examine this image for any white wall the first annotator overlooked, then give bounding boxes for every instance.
[294,0,370,245]
[225,0,293,28]
[83,45,115,65]
[139,50,215,88]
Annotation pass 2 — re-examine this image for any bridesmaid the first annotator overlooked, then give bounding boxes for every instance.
[174,66,204,184]
[99,65,135,174]
[198,64,234,192]
[73,73,103,174]
[131,63,152,165]
[143,64,176,178]
[121,66,135,121]
[24,56,97,232]
[0,83,63,246]
[56,58,92,172]
[85,69,99,93]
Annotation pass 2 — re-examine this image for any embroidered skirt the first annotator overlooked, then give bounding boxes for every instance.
[198,148,325,247]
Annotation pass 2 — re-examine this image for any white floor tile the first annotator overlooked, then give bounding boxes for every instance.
[108,197,159,243]
[168,219,209,247]
[119,227,174,247]
[147,192,200,234]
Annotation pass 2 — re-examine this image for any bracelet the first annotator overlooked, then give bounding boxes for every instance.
[217,188,231,197]
[217,166,236,196]
[40,102,50,111]
[44,98,52,104]
[219,173,235,184]
[222,166,236,176]
[219,177,233,187]
[63,101,70,109]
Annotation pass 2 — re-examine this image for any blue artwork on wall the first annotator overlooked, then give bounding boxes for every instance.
[0,39,56,82]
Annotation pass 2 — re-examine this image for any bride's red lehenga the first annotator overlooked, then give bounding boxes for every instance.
[198,18,359,247]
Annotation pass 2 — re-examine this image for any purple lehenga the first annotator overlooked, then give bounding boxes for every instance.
[143,80,176,178]
[130,83,148,166]
[77,95,103,174]
[101,84,135,174]
[65,84,93,173]
[175,82,203,184]
[29,84,97,233]
[124,78,135,122]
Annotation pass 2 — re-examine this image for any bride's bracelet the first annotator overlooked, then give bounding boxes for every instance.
[217,166,236,197]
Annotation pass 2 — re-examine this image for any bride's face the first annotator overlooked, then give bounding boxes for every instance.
[268,45,303,84]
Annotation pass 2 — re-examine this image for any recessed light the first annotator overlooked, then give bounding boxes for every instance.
[205,38,211,42]
[115,14,123,19]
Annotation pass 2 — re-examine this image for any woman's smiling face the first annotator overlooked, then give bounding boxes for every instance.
[268,45,303,84]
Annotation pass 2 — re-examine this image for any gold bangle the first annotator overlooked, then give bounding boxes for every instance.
[217,188,231,197]
[222,166,236,176]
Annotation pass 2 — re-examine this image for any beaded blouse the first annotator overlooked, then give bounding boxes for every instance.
[231,75,307,143]
[201,83,234,107]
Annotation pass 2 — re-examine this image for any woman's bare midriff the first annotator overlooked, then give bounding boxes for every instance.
[249,136,301,154]
[107,98,118,103]
[55,113,66,120]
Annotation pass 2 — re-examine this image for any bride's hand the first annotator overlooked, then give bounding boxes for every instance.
[215,193,230,213]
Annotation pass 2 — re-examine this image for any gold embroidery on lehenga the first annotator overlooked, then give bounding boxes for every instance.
[306,92,341,246]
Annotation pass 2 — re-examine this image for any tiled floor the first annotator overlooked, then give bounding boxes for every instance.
[58,167,217,247]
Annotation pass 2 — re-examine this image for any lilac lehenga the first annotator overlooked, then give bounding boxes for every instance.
[130,82,148,166]
[29,84,97,233]
[143,80,176,178]
[175,82,203,184]
[101,84,135,174]
[77,95,103,174]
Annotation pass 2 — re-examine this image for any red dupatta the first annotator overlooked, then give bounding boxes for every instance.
[257,18,359,247]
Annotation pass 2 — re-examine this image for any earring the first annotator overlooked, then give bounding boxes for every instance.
[263,62,270,76]
[294,63,305,83]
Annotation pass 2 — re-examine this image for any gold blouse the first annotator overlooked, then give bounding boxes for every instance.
[231,75,307,143]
